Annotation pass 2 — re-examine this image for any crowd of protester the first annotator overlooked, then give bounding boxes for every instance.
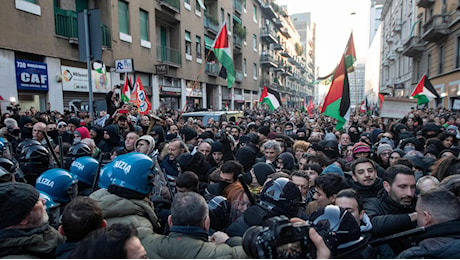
[1,89,460,258]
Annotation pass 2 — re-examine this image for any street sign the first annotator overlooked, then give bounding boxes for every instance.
[115,59,134,73]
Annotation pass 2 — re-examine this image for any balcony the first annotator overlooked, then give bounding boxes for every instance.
[261,0,277,19]
[156,46,181,66]
[205,62,219,76]
[274,18,283,29]
[233,35,243,50]
[272,42,283,51]
[280,27,291,38]
[204,15,219,35]
[288,57,297,65]
[159,0,180,13]
[422,14,450,42]
[233,0,243,15]
[273,61,285,72]
[260,54,278,68]
[282,65,293,76]
[54,8,111,47]
[280,49,291,58]
[402,36,425,57]
[417,0,435,8]
[260,27,278,44]
[235,70,243,82]
[393,21,402,33]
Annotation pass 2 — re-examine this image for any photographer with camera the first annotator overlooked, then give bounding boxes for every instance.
[226,177,302,237]
[242,205,376,259]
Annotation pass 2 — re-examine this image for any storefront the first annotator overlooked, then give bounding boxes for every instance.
[61,65,111,113]
[15,59,49,112]
[159,76,181,110]
[186,80,203,110]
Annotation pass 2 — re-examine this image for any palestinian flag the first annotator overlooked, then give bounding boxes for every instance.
[359,97,370,115]
[307,98,315,115]
[321,54,350,130]
[260,86,281,111]
[410,74,440,105]
[378,93,385,109]
[302,97,309,112]
[212,21,235,88]
[121,76,136,104]
[344,32,357,71]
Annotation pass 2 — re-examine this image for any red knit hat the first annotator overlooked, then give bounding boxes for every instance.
[352,142,371,154]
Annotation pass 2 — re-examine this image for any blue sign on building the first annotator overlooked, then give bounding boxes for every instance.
[15,59,48,91]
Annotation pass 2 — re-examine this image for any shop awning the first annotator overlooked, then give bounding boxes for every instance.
[232,14,242,24]
[204,35,214,49]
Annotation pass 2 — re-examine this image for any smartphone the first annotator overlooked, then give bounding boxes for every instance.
[119,109,129,114]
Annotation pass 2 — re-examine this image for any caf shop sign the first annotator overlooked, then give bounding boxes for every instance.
[15,59,48,91]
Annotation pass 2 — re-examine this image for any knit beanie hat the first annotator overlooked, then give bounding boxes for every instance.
[176,153,194,169]
[68,118,81,127]
[211,141,224,153]
[377,143,393,156]
[321,164,344,177]
[253,162,276,186]
[0,182,39,228]
[258,126,270,136]
[352,142,371,154]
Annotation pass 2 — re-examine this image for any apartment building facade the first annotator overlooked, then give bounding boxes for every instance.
[0,0,308,113]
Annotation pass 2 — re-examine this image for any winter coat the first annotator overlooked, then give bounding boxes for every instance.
[348,177,384,200]
[0,224,63,258]
[397,219,460,259]
[142,226,248,259]
[89,189,160,235]
[97,124,124,154]
[364,189,416,258]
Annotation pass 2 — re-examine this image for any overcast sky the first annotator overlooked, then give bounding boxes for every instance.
[277,0,371,76]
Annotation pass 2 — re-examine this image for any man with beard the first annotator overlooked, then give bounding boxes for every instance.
[349,158,384,200]
[0,182,63,258]
[364,165,417,258]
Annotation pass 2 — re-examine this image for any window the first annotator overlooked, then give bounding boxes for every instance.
[196,36,202,59]
[15,0,41,16]
[118,1,130,35]
[185,31,192,60]
[439,45,444,74]
[253,34,257,52]
[221,8,225,24]
[427,53,431,78]
[139,9,149,44]
[243,58,247,76]
[253,63,257,80]
[456,36,460,68]
[253,4,257,23]
[184,0,191,10]
[227,13,231,33]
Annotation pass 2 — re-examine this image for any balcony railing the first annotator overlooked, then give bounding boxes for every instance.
[260,54,277,67]
[205,62,219,76]
[422,14,450,42]
[235,70,243,82]
[159,0,180,13]
[204,15,219,34]
[156,46,182,66]
[260,0,277,19]
[233,0,243,14]
[260,27,278,44]
[233,35,243,49]
[55,8,111,47]
[55,8,78,38]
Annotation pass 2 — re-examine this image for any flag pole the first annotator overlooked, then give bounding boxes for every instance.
[179,47,214,119]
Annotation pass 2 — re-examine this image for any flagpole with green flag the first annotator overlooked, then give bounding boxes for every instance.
[211,21,235,89]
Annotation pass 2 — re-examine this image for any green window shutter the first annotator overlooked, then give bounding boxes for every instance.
[118,1,129,34]
[140,9,149,41]
[204,35,213,49]
[232,14,242,24]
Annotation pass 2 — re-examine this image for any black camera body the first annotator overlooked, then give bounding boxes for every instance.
[6,104,20,113]
[243,216,315,259]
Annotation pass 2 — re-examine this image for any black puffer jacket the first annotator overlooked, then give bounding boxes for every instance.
[364,189,416,237]
[397,219,460,258]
